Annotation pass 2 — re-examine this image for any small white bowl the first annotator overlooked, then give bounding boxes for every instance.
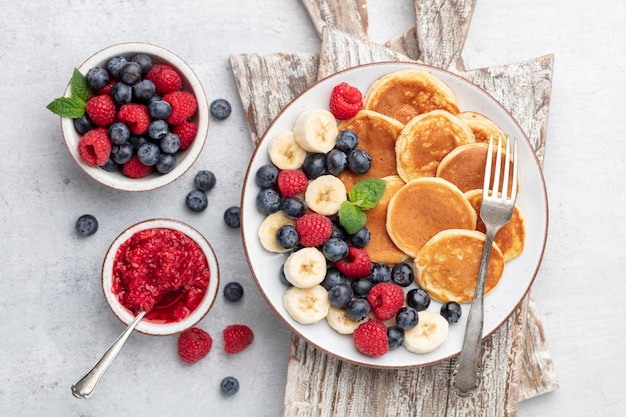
[102,218,219,335]
[61,42,209,192]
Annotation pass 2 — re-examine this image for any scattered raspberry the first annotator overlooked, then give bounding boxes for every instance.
[295,212,333,247]
[145,64,182,95]
[117,103,151,134]
[353,320,389,357]
[122,154,154,178]
[223,324,254,354]
[77,127,112,166]
[329,82,363,120]
[277,169,308,198]
[85,95,117,126]
[172,120,198,150]
[94,77,117,96]
[177,327,213,364]
[335,246,371,279]
[163,91,198,125]
[367,282,405,321]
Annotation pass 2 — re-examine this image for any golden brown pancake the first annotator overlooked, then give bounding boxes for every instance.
[414,229,505,303]
[386,177,477,258]
[464,189,526,263]
[363,69,461,124]
[363,176,408,264]
[457,111,507,147]
[395,110,475,181]
[436,142,489,193]
[336,110,404,192]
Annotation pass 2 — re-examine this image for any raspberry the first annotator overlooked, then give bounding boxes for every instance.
[335,246,371,279]
[277,169,308,198]
[329,82,363,120]
[223,324,254,354]
[117,103,151,134]
[172,120,198,150]
[353,320,389,357]
[177,327,212,364]
[145,64,182,95]
[295,212,333,247]
[163,91,198,125]
[85,95,117,126]
[77,127,112,166]
[94,77,117,96]
[122,154,154,178]
[367,282,405,321]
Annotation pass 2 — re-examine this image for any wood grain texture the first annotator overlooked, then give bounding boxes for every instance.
[301,0,368,40]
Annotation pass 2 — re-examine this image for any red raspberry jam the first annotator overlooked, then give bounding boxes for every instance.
[111,228,210,323]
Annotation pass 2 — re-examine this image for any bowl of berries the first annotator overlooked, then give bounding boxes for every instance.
[48,42,209,191]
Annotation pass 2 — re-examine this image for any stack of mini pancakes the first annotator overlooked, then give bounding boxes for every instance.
[337,69,525,304]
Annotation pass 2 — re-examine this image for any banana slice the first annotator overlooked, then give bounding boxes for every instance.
[326,305,364,334]
[283,247,327,288]
[268,130,307,170]
[283,285,331,324]
[403,311,449,354]
[258,211,296,253]
[305,174,347,216]
[293,109,339,153]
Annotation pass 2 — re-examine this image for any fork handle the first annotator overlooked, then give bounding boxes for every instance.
[452,227,498,396]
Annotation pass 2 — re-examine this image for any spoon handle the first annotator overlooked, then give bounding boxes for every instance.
[71,311,146,399]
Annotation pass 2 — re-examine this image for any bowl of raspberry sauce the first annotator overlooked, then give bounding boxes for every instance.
[102,218,219,335]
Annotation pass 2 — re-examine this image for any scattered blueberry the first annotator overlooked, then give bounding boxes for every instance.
[223,206,241,228]
[220,376,239,396]
[279,264,292,286]
[336,129,359,152]
[347,149,372,174]
[73,113,93,134]
[160,133,180,154]
[223,281,244,302]
[256,188,281,214]
[387,326,404,350]
[155,153,176,174]
[106,56,128,79]
[75,214,98,237]
[137,142,160,166]
[440,301,462,323]
[322,237,349,262]
[321,267,347,290]
[133,79,156,101]
[302,153,327,179]
[330,220,348,240]
[111,143,134,164]
[275,224,298,249]
[210,98,232,120]
[185,189,208,212]
[370,262,392,283]
[121,61,142,85]
[328,283,353,308]
[255,164,279,188]
[281,197,307,219]
[391,262,414,287]
[131,53,153,74]
[406,288,430,311]
[349,226,370,248]
[148,119,169,140]
[130,134,149,150]
[111,81,132,105]
[350,278,374,298]
[108,122,131,145]
[396,306,419,331]
[326,149,347,176]
[100,157,119,172]
[194,170,217,191]
[85,67,109,90]
[148,100,172,120]
[347,298,370,321]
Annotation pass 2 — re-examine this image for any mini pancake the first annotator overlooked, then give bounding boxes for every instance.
[386,177,477,258]
[464,189,526,262]
[363,175,408,264]
[363,69,461,124]
[414,229,505,304]
[395,109,475,181]
[457,111,507,147]
[336,110,404,192]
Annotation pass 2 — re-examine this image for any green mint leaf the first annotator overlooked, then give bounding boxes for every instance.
[46,96,86,118]
[70,68,91,102]
[338,201,367,235]
[348,178,386,210]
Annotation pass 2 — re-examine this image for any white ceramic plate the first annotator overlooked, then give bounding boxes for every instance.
[241,62,548,368]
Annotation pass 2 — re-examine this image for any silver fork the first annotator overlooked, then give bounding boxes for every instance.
[451,135,518,396]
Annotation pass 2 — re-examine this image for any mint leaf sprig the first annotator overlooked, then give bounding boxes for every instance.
[338,178,386,234]
[46,68,91,118]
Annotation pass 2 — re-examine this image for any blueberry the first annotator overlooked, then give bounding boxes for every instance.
[406,288,430,311]
[336,129,359,152]
[121,61,142,85]
[321,267,347,290]
[347,298,370,321]
[108,122,131,145]
[111,143,134,164]
[137,142,160,166]
[440,301,462,323]
[281,197,307,219]
[133,79,156,101]
[322,237,348,262]
[330,220,348,241]
[328,283,354,308]
[185,189,208,212]
[326,149,347,176]
[111,81,132,106]
[279,264,292,286]
[256,188,281,214]
[275,225,298,249]
[370,262,391,283]
[131,53,153,74]
[350,277,374,298]
[85,67,109,90]
[106,56,128,79]
[220,376,239,396]
[155,153,176,174]
[148,100,172,120]
[223,206,241,228]
[75,214,98,236]
[391,262,414,287]
[160,133,180,154]
[210,98,232,120]
[255,164,279,188]
[349,226,370,248]
[396,306,419,331]
[302,153,327,179]
[148,119,169,140]
[223,281,244,302]
[100,157,120,172]
[347,149,372,174]
[73,113,93,134]
[387,326,404,350]
[194,170,217,191]
[130,134,149,150]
